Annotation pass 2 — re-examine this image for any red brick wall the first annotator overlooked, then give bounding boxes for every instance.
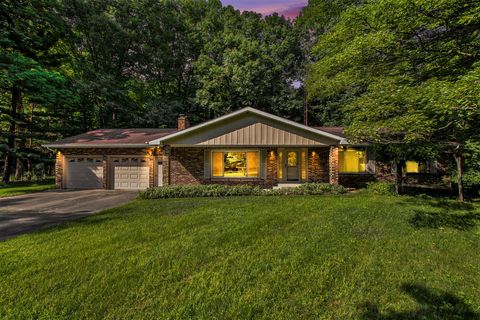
[55,151,64,188]
[308,147,329,183]
[167,147,278,188]
[170,147,205,185]
[266,148,278,186]
[329,146,339,184]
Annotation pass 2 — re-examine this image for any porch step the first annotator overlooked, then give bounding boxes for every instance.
[273,183,302,189]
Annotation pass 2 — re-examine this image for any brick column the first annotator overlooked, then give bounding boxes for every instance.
[102,155,108,189]
[329,146,339,185]
[266,148,278,186]
[162,145,171,186]
[55,151,64,189]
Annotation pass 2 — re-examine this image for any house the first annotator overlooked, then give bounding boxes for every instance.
[43,107,444,190]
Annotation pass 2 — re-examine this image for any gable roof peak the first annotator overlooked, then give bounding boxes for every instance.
[148,107,347,145]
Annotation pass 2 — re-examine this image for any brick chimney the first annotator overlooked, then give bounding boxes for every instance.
[177,114,190,131]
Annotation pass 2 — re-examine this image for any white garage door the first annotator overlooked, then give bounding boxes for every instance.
[112,157,149,190]
[66,157,103,189]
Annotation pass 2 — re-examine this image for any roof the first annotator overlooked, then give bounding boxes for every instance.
[43,108,348,148]
[149,107,347,145]
[313,127,345,138]
[43,128,177,148]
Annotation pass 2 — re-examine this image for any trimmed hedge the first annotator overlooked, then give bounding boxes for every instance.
[138,183,346,199]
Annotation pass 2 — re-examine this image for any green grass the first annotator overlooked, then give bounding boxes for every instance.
[0,179,55,198]
[0,194,479,319]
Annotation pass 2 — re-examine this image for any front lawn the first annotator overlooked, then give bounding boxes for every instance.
[0,194,479,319]
[0,180,55,198]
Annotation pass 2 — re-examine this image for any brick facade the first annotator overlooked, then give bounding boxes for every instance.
[308,147,329,183]
[55,151,64,188]
[329,146,339,185]
[169,147,205,185]
[55,145,444,190]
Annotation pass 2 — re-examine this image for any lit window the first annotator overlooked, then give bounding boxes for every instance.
[405,161,419,173]
[339,147,366,173]
[278,151,283,179]
[246,152,259,177]
[301,151,307,180]
[212,152,223,177]
[287,152,297,166]
[211,151,260,178]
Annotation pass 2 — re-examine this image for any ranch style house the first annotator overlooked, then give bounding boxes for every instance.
[44,107,444,190]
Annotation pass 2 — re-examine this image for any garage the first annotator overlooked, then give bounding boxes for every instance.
[65,157,103,189]
[111,157,150,190]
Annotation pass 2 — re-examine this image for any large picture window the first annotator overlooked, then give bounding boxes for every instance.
[339,147,366,173]
[211,151,260,178]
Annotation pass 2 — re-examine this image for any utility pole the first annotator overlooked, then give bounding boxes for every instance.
[303,87,308,126]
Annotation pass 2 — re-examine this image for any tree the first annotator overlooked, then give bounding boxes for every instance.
[0,0,72,183]
[307,0,480,200]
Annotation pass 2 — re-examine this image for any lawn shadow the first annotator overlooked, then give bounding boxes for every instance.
[397,197,480,231]
[409,210,480,230]
[358,283,479,319]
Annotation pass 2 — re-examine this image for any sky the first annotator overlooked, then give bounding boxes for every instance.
[221,0,307,19]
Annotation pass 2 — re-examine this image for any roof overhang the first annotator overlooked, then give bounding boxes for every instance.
[42,143,153,149]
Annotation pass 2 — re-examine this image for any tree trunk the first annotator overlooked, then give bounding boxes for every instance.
[2,85,22,184]
[454,145,464,202]
[395,160,405,194]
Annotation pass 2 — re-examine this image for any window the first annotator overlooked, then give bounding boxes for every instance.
[339,147,366,173]
[405,161,435,173]
[278,151,283,179]
[301,150,307,180]
[406,161,419,173]
[211,151,260,178]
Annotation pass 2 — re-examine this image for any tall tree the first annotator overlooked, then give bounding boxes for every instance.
[0,0,71,183]
[307,0,480,200]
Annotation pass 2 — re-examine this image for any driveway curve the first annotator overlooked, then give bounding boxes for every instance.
[0,190,137,241]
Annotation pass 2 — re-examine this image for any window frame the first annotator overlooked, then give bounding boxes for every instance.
[338,147,368,174]
[211,149,261,179]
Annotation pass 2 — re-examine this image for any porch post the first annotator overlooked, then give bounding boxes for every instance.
[329,146,339,185]
[162,145,171,186]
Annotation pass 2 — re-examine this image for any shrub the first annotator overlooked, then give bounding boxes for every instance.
[139,183,346,199]
[366,181,396,195]
[138,184,262,199]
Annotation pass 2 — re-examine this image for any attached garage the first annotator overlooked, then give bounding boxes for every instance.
[111,157,150,190]
[65,157,103,189]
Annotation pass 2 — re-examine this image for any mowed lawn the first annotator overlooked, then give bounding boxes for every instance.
[0,194,479,319]
[0,180,55,198]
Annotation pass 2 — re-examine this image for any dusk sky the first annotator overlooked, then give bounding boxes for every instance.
[221,0,307,19]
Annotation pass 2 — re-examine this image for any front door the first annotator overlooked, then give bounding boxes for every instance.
[286,150,299,181]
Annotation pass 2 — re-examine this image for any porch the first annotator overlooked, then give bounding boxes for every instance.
[161,146,358,188]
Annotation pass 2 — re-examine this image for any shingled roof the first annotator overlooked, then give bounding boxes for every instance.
[44,128,177,148]
[313,127,345,138]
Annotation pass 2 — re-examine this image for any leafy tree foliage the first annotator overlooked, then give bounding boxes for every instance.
[307,0,480,199]
[1,0,303,182]
[0,0,76,183]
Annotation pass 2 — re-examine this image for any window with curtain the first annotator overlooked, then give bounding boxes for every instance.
[338,147,366,173]
[211,151,260,178]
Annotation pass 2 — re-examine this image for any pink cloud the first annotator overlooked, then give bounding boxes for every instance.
[222,1,307,19]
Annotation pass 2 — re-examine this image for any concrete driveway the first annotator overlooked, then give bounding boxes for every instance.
[0,190,138,241]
